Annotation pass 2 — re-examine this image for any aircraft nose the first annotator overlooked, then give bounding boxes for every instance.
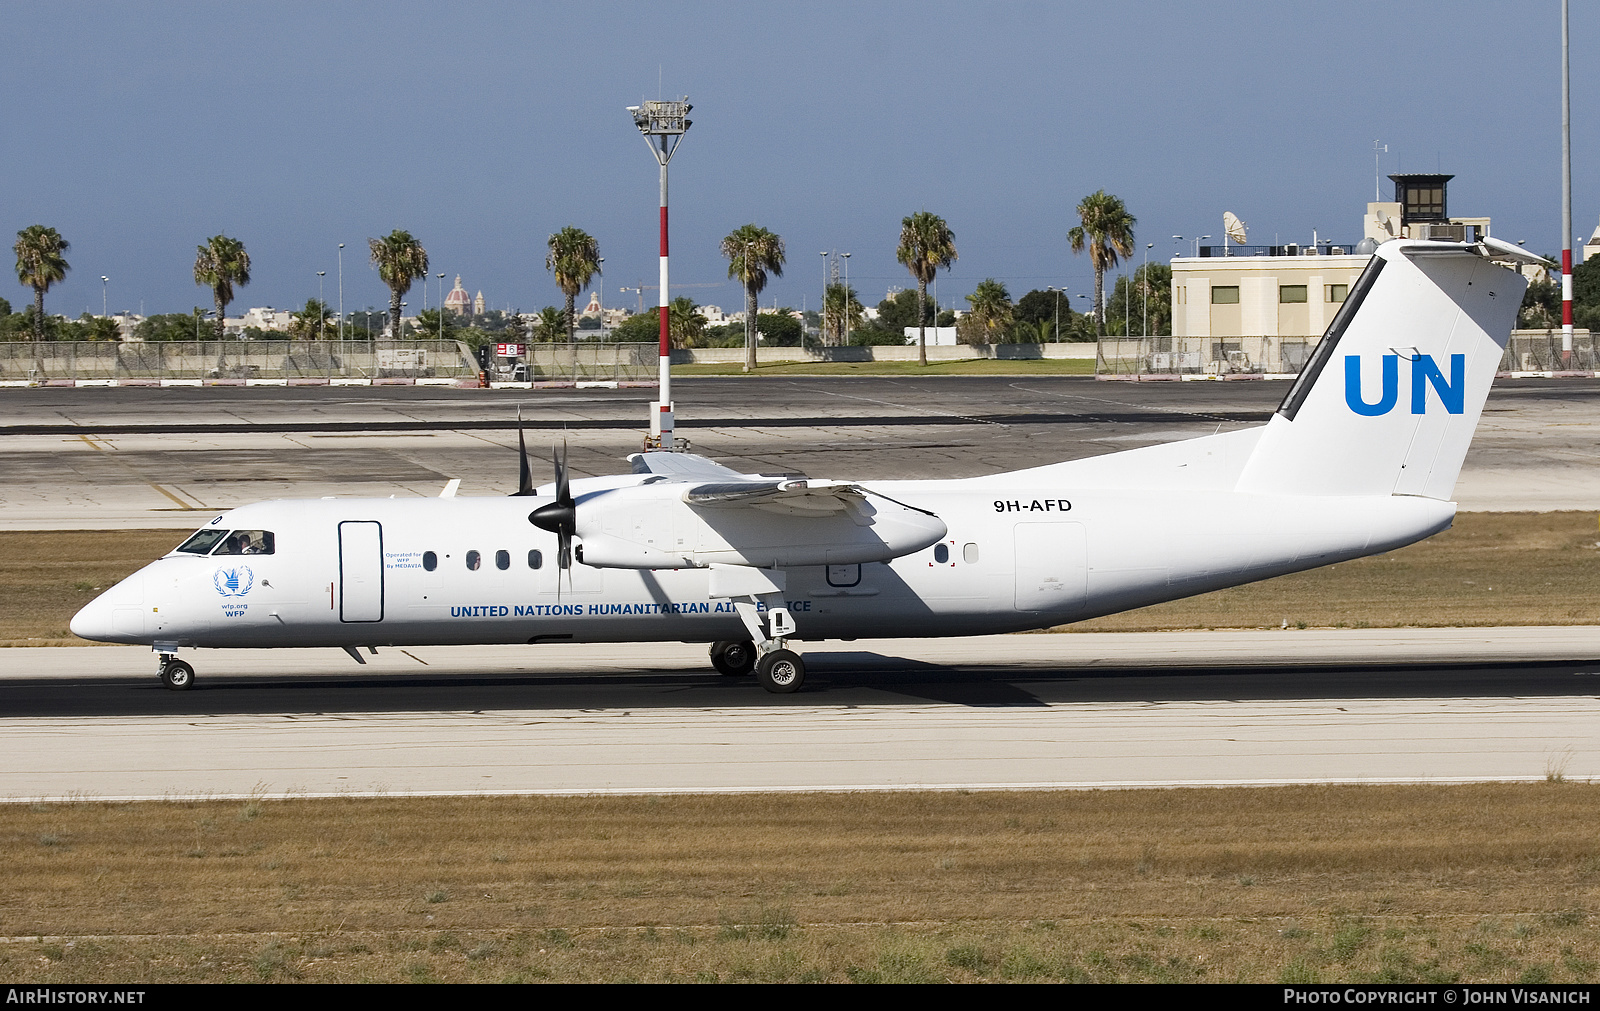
[69,595,114,641]
[70,573,146,643]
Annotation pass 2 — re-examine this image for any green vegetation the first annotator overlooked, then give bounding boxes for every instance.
[896,211,958,364]
[13,224,70,342]
[720,223,786,372]
[1069,190,1136,337]
[192,235,250,341]
[545,226,601,342]
[5,785,1600,982]
[368,230,428,342]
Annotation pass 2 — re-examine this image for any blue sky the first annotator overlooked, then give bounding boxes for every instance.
[3,1,1592,320]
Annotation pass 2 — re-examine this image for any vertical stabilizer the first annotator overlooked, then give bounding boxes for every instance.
[1234,240,1528,500]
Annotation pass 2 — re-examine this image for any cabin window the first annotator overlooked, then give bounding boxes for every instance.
[1326,283,1348,303]
[963,543,979,564]
[528,549,543,570]
[933,543,949,564]
[466,550,481,571]
[423,551,437,571]
[1278,285,1308,304]
[175,529,229,555]
[1210,286,1240,304]
[495,549,510,570]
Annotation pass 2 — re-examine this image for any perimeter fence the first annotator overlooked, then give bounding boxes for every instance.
[1096,330,1596,377]
[0,340,662,383]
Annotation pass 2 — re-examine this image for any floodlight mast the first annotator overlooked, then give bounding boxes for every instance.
[628,98,692,450]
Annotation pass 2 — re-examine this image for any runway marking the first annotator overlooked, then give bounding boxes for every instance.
[79,433,197,510]
[0,776,1578,805]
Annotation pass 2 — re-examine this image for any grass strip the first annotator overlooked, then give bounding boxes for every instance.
[5,513,1596,644]
[3,785,1599,983]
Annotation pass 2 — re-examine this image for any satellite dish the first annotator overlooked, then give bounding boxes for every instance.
[1224,212,1248,245]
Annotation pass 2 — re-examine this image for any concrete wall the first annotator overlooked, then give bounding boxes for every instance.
[675,342,1097,364]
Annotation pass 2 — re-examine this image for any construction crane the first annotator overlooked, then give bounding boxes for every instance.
[619,281,728,315]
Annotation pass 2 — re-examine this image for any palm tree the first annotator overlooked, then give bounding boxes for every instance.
[533,306,567,342]
[720,224,785,372]
[368,231,429,341]
[963,278,1014,344]
[823,283,863,345]
[545,227,601,341]
[14,225,70,343]
[1068,191,1136,338]
[192,235,251,340]
[668,297,707,349]
[289,298,333,340]
[896,212,958,365]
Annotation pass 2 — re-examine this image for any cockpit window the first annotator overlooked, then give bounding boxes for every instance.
[175,529,229,555]
[212,530,275,555]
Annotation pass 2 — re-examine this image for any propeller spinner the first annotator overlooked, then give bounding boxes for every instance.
[528,440,575,569]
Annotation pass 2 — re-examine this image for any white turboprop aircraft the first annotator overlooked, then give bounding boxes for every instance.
[72,238,1543,693]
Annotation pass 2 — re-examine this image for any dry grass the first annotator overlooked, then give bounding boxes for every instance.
[1073,510,1600,632]
[4,785,1600,982]
[0,530,181,644]
[5,514,1596,645]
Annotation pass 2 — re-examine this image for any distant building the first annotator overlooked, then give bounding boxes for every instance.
[902,326,958,346]
[1584,215,1600,264]
[1167,173,1496,373]
[445,276,471,318]
[229,307,292,332]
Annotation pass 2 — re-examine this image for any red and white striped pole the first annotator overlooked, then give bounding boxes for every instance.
[656,157,674,445]
[1561,0,1573,367]
[628,99,691,450]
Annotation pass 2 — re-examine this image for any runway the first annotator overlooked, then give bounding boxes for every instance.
[4,628,1598,800]
[0,376,1596,527]
[2,379,1595,801]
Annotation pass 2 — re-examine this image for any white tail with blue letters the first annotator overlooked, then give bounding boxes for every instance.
[1235,239,1527,501]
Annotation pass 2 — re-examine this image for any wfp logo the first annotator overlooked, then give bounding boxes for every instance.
[1344,353,1464,416]
[213,565,254,597]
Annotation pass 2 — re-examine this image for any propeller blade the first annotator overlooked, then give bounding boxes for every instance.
[529,439,578,571]
[554,438,570,508]
[512,405,534,496]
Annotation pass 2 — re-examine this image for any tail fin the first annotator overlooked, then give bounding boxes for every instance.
[1235,239,1534,500]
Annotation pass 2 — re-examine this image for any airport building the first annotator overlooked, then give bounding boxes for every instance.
[1105,174,1513,376]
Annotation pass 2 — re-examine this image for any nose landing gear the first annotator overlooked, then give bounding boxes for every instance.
[158,654,195,691]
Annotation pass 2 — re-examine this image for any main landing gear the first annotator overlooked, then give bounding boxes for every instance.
[709,639,757,677]
[157,653,195,691]
[709,638,804,693]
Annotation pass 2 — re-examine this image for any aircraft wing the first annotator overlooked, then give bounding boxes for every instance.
[627,451,748,481]
[683,478,867,517]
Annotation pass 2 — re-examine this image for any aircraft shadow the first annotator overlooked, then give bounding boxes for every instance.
[1,657,1595,718]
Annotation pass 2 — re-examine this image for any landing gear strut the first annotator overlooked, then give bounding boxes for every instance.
[709,639,757,677]
[158,654,195,691]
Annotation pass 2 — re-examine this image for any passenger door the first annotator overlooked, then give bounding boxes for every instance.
[339,521,384,622]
